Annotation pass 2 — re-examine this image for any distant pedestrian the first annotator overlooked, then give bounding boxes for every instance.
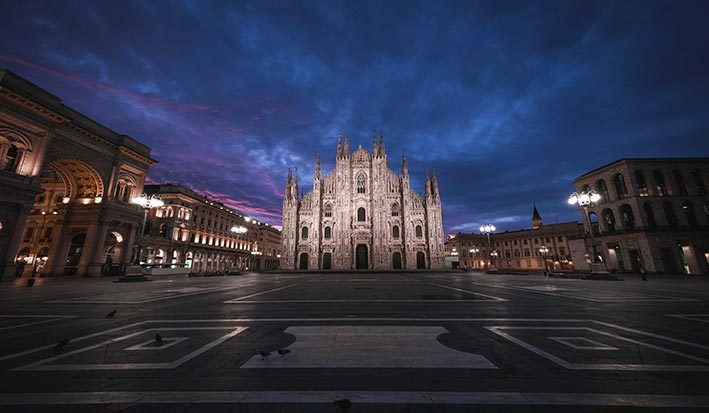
[640,267,647,281]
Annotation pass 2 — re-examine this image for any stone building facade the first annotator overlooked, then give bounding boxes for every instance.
[0,69,156,280]
[281,132,445,270]
[571,158,709,275]
[445,207,583,273]
[142,184,280,273]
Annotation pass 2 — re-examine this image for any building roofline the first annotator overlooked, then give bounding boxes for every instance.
[574,157,709,181]
[0,68,157,165]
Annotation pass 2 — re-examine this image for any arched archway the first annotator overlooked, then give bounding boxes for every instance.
[299,253,309,270]
[45,159,105,203]
[416,251,426,269]
[64,233,86,275]
[602,209,617,233]
[322,252,332,270]
[393,252,402,269]
[355,244,368,269]
[619,204,635,230]
[643,202,657,229]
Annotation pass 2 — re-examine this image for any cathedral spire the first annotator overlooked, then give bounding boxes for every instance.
[372,129,378,157]
[532,203,543,229]
[379,130,385,156]
[344,133,350,156]
[337,134,342,158]
[315,152,320,178]
[431,168,439,200]
[401,148,408,176]
[292,168,299,199]
[425,170,432,198]
[285,168,292,199]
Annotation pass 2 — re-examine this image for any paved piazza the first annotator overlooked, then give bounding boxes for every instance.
[1,272,709,412]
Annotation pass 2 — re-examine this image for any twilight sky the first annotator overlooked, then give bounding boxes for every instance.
[2,0,708,234]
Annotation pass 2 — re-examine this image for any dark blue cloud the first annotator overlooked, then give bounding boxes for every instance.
[2,0,708,233]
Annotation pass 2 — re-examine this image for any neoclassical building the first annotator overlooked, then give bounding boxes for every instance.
[0,69,156,279]
[281,132,445,270]
[141,184,281,273]
[570,158,709,275]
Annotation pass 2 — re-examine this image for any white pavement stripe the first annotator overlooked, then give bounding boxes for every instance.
[223,284,298,302]
[428,283,508,301]
[0,315,75,332]
[0,391,708,407]
[49,286,246,304]
[0,321,147,362]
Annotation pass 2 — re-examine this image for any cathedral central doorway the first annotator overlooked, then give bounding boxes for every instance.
[393,252,402,269]
[322,252,332,270]
[356,244,368,270]
[299,253,308,270]
[416,251,426,269]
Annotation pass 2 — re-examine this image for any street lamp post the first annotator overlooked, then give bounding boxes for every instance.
[539,245,549,276]
[120,194,164,281]
[490,250,499,271]
[480,224,496,272]
[469,248,479,270]
[131,194,165,265]
[230,225,248,271]
[568,189,608,274]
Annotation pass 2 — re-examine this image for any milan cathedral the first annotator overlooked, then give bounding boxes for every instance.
[281,131,445,270]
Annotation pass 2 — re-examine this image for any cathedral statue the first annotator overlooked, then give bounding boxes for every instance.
[281,131,445,270]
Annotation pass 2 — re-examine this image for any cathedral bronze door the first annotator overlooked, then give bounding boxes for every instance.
[393,252,402,269]
[356,244,368,269]
[416,251,426,269]
[299,253,308,270]
[322,252,332,270]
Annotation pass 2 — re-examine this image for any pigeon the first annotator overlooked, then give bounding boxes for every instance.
[54,337,70,351]
[155,334,163,346]
[259,350,271,359]
[334,398,352,411]
[277,348,291,357]
[105,309,117,318]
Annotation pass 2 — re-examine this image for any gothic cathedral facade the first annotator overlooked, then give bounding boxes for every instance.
[281,132,445,270]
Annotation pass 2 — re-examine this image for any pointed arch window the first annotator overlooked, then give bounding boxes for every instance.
[357,207,366,222]
[391,203,399,216]
[301,226,309,239]
[356,173,366,193]
[392,225,400,238]
[415,225,423,238]
[324,226,331,239]
[324,203,332,218]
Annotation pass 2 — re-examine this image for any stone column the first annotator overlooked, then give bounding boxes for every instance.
[0,206,31,281]
[84,221,109,277]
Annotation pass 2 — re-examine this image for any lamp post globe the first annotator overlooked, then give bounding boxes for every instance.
[568,189,609,275]
[480,224,497,272]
